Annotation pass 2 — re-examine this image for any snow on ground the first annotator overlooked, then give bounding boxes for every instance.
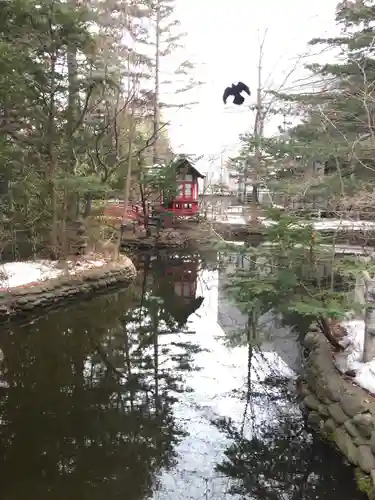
[334,319,375,395]
[0,258,107,291]
[212,213,375,232]
[314,220,375,231]
[261,241,373,255]
[263,218,375,231]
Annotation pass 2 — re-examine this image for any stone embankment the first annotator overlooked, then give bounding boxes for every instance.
[121,228,189,250]
[300,327,375,498]
[0,256,136,322]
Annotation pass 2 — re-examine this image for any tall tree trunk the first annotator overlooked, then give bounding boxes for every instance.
[67,40,79,211]
[138,154,151,236]
[64,26,80,256]
[123,125,134,221]
[123,44,136,222]
[252,30,267,210]
[83,194,92,217]
[152,0,161,165]
[47,52,58,258]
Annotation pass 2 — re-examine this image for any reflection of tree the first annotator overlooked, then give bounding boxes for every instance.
[0,254,204,500]
[123,254,204,409]
[213,381,362,500]
[216,250,362,499]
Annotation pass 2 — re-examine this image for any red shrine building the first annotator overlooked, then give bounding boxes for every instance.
[103,156,205,222]
[157,156,205,217]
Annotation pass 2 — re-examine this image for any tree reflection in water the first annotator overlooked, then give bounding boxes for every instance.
[0,254,204,500]
[213,350,364,500]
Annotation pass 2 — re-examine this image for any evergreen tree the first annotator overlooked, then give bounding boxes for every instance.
[250,0,375,211]
[0,0,182,258]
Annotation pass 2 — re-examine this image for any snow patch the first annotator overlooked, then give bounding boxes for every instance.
[0,258,107,291]
[264,219,375,231]
[334,319,375,395]
[213,216,375,232]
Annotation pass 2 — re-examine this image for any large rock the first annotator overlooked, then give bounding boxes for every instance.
[340,393,366,418]
[354,436,371,446]
[353,413,375,439]
[307,411,322,430]
[335,427,358,465]
[344,419,362,438]
[322,418,336,436]
[369,431,375,454]
[304,394,320,411]
[318,404,329,417]
[328,403,349,424]
[358,445,375,473]
[157,228,187,247]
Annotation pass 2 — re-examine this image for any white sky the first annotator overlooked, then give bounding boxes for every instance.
[160,0,340,175]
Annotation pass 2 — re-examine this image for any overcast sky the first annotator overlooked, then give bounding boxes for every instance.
[160,0,340,175]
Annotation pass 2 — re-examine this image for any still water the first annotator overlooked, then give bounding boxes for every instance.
[0,251,365,500]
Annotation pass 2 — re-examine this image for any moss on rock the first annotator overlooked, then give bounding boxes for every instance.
[355,468,373,497]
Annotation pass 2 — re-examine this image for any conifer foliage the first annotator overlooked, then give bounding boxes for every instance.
[0,0,198,258]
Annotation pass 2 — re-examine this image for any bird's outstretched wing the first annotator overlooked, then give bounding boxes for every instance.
[236,81,251,96]
[223,87,233,104]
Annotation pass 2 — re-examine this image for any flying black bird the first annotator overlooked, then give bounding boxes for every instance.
[223,81,251,105]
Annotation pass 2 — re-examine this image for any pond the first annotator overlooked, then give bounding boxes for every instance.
[0,250,365,500]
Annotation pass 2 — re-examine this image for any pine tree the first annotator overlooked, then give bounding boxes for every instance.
[136,0,201,164]
[255,0,375,212]
[0,0,99,256]
[223,0,375,351]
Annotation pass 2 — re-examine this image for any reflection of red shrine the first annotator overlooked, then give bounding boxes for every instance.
[166,258,197,300]
[157,254,203,327]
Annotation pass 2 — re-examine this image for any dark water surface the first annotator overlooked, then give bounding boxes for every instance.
[0,251,365,500]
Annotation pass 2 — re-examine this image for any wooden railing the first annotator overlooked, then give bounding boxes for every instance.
[103,201,152,222]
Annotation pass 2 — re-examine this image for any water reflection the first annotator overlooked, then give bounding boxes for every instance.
[0,255,203,500]
[0,251,365,500]
[214,376,358,500]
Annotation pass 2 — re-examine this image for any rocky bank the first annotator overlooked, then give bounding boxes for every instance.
[0,256,136,322]
[121,228,190,250]
[300,326,375,498]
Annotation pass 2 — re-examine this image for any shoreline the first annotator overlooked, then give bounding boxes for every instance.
[120,225,218,251]
[300,327,375,498]
[0,255,136,323]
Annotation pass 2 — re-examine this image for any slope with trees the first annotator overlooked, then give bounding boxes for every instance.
[0,0,198,260]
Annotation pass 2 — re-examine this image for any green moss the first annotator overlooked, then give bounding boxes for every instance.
[320,420,336,442]
[326,429,336,442]
[321,428,335,442]
[355,468,373,498]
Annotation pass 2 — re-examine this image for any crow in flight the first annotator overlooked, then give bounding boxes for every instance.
[223,81,251,105]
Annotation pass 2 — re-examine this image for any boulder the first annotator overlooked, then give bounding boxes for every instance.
[335,427,358,465]
[353,413,375,439]
[358,445,375,473]
[328,403,349,424]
